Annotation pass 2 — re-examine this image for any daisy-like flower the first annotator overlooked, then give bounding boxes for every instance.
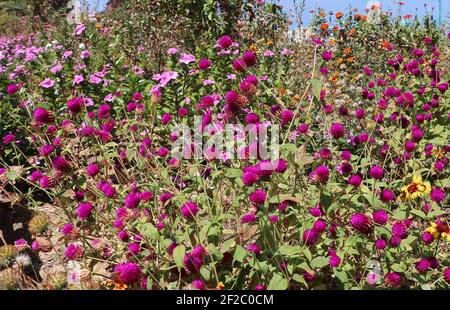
[398,175,431,201]
[425,222,450,242]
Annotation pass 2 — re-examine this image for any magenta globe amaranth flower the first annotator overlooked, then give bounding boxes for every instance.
[348,174,362,186]
[384,272,401,288]
[375,238,387,250]
[330,123,345,139]
[52,156,71,172]
[392,221,408,239]
[64,243,84,260]
[242,50,257,67]
[76,202,93,220]
[380,189,395,203]
[443,267,450,284]
[329,255,341,268]
[249,189,266,205]
[86,163,100,177]
[303,229,318,245]
[124,192,141,209]
[242,171,259,186]
[421,231,434,245]
[369,165,384,180]
[181,201,199,219]
[114,262,141,284]
[350,213,373,234]
[192,279,205,290]
[34,107,53,124]
[67,97,84,114]
[429,187,445,203]
[373,210,388,225]
[198,58,211,70]
[415,259,430,273]
[6,83,20,95]
[218,35,233,48]
[254,284,266,290]
[322,51,333,61]
[246,243,261,255]
[308,165,330,184]
[313,219,327,232]
[241,213,257,224]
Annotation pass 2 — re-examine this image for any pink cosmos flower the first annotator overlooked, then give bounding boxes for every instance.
[179,53,196,64]
[74,23,86,35]
[50,64,62,74]
[73,74,84,85]
[40,78,55,88]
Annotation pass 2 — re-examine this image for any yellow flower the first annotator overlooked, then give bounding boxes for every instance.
[425,222,450,241]
[425,222,440,238]
[216,282,225,290]
[399,175,431,201]
[432,148,445,159]
[250,45,258,53]
[113,283,128,290]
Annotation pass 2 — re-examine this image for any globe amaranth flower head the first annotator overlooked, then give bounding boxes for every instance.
[86,163,100,177]
[218,35,233,49]
[64,243,84,260]
[114,262,141,284]
[369,165,384,180]
[52,156,71,172]
[249,189,267,205]
[308,165,330,184]
[98,180,116,198]
[429,187,446,203]
[198,58,211,70]
[443,267,450,284]
[181,201,199,219]
[384,272,401,288]
[67,97,84,114]
[246,243,261,255]
[124,192,141,209]
[34,107,53,124]
[330,122,345,139]
[303,229,318,245]
[350,213,373,234]
[76,202,93,220]
[372,210,388,225]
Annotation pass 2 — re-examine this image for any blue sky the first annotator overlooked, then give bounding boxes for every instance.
[86,0,448,25]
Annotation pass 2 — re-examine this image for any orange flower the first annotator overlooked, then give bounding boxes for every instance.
[337,58,343,64]
[333,26,339,31]
[293,94,301,101]
[336,12,343,19]
[380,40,390,49]
[361,15,367,22]
[318,11,325,17]
[328,39,336,46]
[320,23,329,30]
[354,14,361,21]
[349,28,356,36]
[346,57,355,63]
[216,282,225,290]
[343,47,351,55]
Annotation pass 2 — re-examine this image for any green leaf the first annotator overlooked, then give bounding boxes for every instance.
[311,256,329,269]
[141,223,159,240]
[173,245,186,269]
[233,245,247,263]
[320,191,332,212]
[267,273,288,290]
[311,78,323,99]
[411,209,427,219]
[278,245,301,257]
[5,169,18,181]
[224,168,243,179]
